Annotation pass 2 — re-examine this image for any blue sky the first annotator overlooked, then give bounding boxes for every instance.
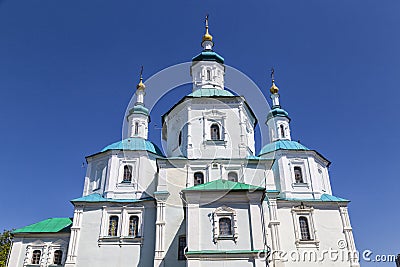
[1,0,399,265]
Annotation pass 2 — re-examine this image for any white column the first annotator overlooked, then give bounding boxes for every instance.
[339,206,360,267]
[267,198,285,267]
[65,205,83,267]
[154,191,170,267]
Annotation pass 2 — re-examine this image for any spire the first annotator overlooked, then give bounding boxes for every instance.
[201,15,214,50]
[136,66,146,104]
[128,66,150,139]
[270,68,280,108]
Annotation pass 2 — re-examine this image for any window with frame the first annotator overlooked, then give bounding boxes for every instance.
[178,235,186,260]
[213,206,238,243]
[291,205,319,247]
[128,215,139,237]
[219,218,232,236]
[294,166,304,183]
[108,216,119,236]
[123,165,133,182]
[194,172,204,186]
[210,124,220,140]
[53,250,63,265]
[32,250,41,264]
[228,172,238,182]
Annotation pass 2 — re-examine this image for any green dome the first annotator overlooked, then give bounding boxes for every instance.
[129,104,149,116]
[258,140,309,155]
[192,50,224,64]
[267,107,290,121]
[101,138,164,156]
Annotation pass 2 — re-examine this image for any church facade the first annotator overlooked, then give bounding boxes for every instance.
[8,21,360,267]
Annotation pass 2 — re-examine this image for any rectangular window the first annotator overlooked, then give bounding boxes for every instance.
[178,235,186,260]
[108,216,119,236]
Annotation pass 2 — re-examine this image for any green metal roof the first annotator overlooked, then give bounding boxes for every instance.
[183,179,264,191]
[279,194,349,202]
[101,137,164,156]
[192,50,224,64]
[258,140,310,155]
[267,107,290,121]
[128,104,149,116]
[71,193,154,203]
[187,88,235,97]
[13,218,72,234]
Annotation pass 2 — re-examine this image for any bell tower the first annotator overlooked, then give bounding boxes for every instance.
[127,67,149,139]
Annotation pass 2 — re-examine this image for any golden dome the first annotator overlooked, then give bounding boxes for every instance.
[202,15,213,42]
[270,80,279,94]
[202,27,213,42]
[136,77,145,90]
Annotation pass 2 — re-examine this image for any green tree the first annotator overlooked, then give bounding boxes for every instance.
[0,229,13,267]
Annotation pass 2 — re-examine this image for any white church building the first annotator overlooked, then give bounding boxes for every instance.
[8,20,360,267]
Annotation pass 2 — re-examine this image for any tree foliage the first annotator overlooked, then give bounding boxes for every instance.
[0,229,13,267]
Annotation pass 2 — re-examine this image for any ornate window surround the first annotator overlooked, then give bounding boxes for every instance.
[99,206,144,245]
[23,239,68,267]
[291,203,319,248]
[288,158,310,188]
[203,110,227,145]
[117,160,136,186]
[212,206,238,243]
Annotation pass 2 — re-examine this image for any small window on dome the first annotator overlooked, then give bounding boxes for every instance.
[134,122,139,136]
[123,165,133,182]
[280,124,285,138]
[206,69,211,81]
[294,167,303,183]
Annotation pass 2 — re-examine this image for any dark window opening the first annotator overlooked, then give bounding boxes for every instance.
[178,235,186,260]
[32,250,41,264]
[299,216,311,240]
[280,124,285,138]
[210,124,220,140]
[228,172,238,182]
[194,172,204,186]
[134,122,139,135]
[128,215,139,237]
[219,218,232,236]
[206,70,211,81]
[123,165,133,182]
[53,250,63,265]
[294,167,304,183]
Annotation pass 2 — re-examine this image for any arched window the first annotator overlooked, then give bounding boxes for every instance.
[128,215,139,237]
[123,165,133,182]
[134,122,139,135]
[294,167,303,183]
[178,131,182,146]
[219,218,232,236]
[194,172,204,186]
[206,69,211,81]
[280,124,285,138]
[210,124,220,140]
[32,250,41,264]
[108,216,119,236]
[299,216,311,240]
[228,172,238,182]
[53,250,63,265]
